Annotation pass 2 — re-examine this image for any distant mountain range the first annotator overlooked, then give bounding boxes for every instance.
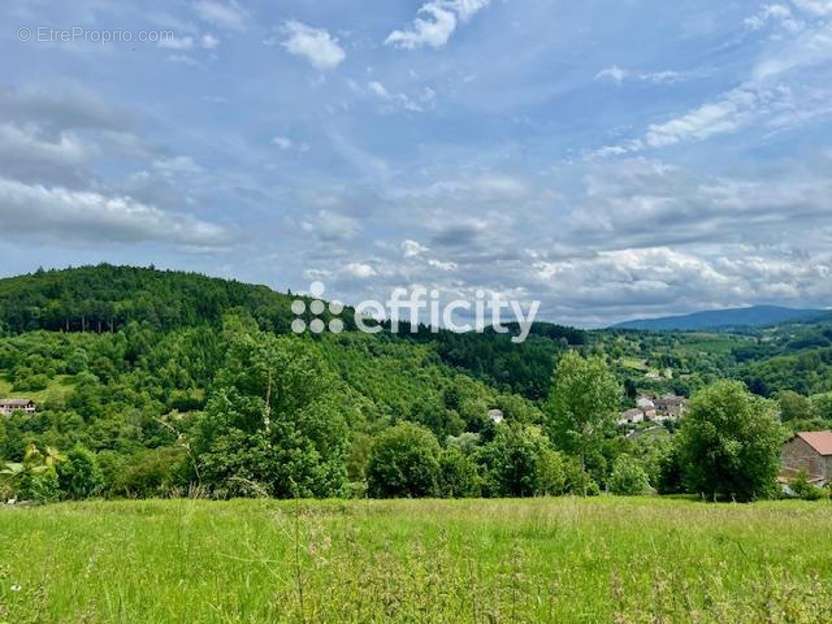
[610,305,831,331]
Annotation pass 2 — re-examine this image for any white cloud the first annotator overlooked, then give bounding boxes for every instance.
[792,0,832,16]
[428,258,458,271]
[753,19,832,79]
[193,0,248,32]
[367,81,432,112]
[301,209,360,241]
[594,86,792,156]
[159,35,195,50]
[281,21,346,71]
[644,87,769,147]
[745,4,803,32]
[596,66,692,85]
[0,177,230,246]
[402,239,429,257]
[595,66,628,83]
[386,0,490,49]
[390,174,529,202]
[342,262,377,279]
[272,136,293,150]
[0,123,88,168]
[201,33,220,49]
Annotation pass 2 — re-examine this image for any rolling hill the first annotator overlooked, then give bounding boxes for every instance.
[611,305,830,332]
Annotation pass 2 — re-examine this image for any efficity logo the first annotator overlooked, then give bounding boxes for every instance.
[291,281,346,335]
[292,282,540,343]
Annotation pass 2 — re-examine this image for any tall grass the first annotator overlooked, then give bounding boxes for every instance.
[1,497,831,623]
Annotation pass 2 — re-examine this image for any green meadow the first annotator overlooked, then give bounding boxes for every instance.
[2,497,831,623]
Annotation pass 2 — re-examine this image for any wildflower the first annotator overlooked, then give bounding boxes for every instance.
[11,583,21,592]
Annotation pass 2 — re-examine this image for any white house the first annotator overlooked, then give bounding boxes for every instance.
[0,399,37,416]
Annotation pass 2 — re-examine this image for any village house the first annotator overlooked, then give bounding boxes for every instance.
[780,431,832,486]
[618,408,645,426]
[618,394,688,427]
[0,399,37,416]
[654,395,687,420]
[487,409,504,425]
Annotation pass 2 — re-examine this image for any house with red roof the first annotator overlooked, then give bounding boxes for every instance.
[780,431,832,486]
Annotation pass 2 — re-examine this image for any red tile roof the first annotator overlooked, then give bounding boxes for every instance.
[797,431,832,456]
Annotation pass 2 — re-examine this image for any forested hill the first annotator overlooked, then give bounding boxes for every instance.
[0,265,584,400]
[0,265,298,334]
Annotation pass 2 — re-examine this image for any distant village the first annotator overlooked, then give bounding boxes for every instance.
[617,394,687,427]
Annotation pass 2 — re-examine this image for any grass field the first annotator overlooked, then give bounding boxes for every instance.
[1,497,831,623]
[0,373,77,404]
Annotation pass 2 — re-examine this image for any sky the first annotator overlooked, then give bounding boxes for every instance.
[1,0,832,327]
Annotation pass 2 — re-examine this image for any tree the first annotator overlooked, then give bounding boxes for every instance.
[195,332,351,499]
[609,454,650,496]
[366,423,441,498]
[545,351,621,474]
[677,381,784,501]
[777,390,813,422]
[438,447,481,498]
[478,424,566,497]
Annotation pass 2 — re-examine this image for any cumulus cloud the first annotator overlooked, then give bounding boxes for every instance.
[401,239,429,257]
[281,21,346,71]
[0,177,231,246]
[342,262,377,279]
[386,0,490,49]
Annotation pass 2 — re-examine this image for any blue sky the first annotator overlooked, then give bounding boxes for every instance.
[1,0,831,326]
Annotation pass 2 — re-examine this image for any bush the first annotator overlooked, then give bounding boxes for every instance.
[609,454,650,496]
[57,444,104,499]
[20,467,61,504]
[367,423,441,498]
[109,448,188,498]
[790,471,828,501]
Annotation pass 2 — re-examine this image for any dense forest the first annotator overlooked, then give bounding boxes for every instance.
[1,265,831,503]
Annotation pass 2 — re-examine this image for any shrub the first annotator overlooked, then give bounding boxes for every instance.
[609,454,650,496]
[20,467,61,504]
[790,471,828,501]
[57,444,104,499]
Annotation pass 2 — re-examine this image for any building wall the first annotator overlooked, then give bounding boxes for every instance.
[781,437,828,480]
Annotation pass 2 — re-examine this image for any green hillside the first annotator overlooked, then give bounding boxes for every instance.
[1,265,830,505]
